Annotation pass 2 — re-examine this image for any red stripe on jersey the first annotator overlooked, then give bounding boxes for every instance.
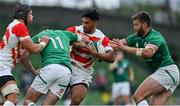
[0,40,5,49]
[12,23,29,37]
[66,26,76,33]
[11,48,16,67]
[5,29,10,43]
[89,36,100,41]
[102,36,110,47]
[71,51,91,63]
[83,60,94,68]
[17,43,21,59]
[76,30,100,41]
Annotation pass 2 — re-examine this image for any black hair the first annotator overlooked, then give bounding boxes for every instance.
[40,26,53,31]
[82,9,99,21]
[13,3,31,25]
[131,11,151,27]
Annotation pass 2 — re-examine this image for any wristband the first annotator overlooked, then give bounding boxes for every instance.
[40,41,47,48]
[136,48,143,56]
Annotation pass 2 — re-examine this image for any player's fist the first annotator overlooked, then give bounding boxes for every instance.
[40,36,50,44]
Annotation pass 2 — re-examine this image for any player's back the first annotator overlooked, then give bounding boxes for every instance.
[32,29,78,70]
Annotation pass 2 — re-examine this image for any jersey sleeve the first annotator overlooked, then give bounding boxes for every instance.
[66,26,76,33]
[102,36,113,51]
[126,34,136,47]
[66,31,78,43]
[147,34,163,47]
[12,23,30,41]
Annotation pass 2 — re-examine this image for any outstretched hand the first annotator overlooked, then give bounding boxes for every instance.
[110,39,125,50]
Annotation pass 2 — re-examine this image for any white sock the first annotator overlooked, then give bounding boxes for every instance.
[137,100,149,106]
[3,101,15,106]
[27,102,37,106]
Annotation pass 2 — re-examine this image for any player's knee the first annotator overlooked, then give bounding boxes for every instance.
[133,92,144,103]
[71,96,84,105]
[6,93,19,104]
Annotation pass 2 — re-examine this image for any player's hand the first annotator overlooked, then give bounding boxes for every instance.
[77,31,90,43]
[81,34,90,43]
[86,44,97,55]
[111,39,125,50]
[40,36,50,44]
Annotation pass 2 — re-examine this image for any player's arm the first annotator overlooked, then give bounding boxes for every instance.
[128,66,135,82]
[21,36,49,54]
[68,31,90,47]
[20,51,37,75]
[14,24,49,53]
[112,39,158,58]
[88,36,115,63]
[123,44,158,58]
[91,49,115,63]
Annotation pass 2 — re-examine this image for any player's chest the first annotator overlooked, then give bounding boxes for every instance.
[135,39,148,48]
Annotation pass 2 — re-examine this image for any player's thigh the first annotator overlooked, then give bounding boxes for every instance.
[31,64,68,95]
[70,65,92,88]
[43,90,59,105]
[70,84,88,98]
[49,65,71,99]
[151,64,179,93]
[134,76,166,98]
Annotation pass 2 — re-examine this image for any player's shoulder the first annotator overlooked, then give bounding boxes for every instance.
[127,33,138,39]
[10,20,27,29]
[148,28,164,39]
[93,28,106,38]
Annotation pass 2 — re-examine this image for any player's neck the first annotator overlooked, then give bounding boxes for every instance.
[143,27,151,37]
[88,29,96,34]
[17,19,25,24]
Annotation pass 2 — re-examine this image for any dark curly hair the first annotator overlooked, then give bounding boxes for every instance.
[82,9,99,21]
[13,3,32,25]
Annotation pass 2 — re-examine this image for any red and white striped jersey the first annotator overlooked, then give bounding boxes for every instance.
[67,25,113,70]
[0,19,30,68]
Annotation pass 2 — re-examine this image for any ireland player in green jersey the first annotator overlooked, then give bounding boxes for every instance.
[111,11,179,105]
[23,29,89,105]
[109,51,134,105]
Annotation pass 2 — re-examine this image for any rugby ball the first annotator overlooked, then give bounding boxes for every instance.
[92,41,105,54]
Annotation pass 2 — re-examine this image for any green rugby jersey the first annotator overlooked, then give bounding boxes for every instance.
[112,59,130,82]
[126,28,174,71]
[32,29,80,70]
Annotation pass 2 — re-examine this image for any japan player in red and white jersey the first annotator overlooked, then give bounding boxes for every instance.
[66,9,115,105]
[0,3,49,106]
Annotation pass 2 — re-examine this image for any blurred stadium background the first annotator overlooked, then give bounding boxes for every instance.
[0,0,180,105]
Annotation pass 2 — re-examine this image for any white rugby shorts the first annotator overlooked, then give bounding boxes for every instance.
[70,65,93,87]
[150,64,179,93]
[112,82,130,99]
[31,64,71,98]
